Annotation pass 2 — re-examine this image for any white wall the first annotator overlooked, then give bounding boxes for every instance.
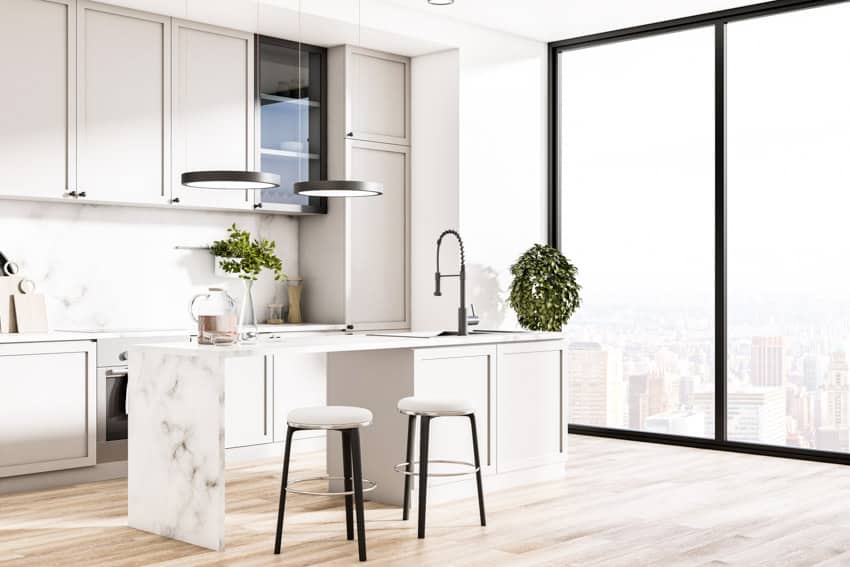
[0,201,298,330]
[406,20,548,330]
[410,49,460,331]
[458,39,548,330]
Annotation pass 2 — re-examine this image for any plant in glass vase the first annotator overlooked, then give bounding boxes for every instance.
[210,224,284,343]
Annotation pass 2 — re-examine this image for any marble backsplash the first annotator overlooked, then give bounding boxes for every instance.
[0,200,299,331]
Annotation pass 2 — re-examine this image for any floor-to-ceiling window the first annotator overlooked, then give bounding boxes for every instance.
[552,0,850,461]
[560,28,715,438]
[727,2,850,451]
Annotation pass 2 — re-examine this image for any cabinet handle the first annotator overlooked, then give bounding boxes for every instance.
[171,197,180,204]
[254,202,263,210]
[263,358,269,437]
[67,191,78,198]
[346,131,354,137]
[77,191,86,198]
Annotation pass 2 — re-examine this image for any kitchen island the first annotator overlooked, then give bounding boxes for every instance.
[127,332,568,551]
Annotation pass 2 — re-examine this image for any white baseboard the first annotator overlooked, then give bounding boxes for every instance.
[0,461,128,495]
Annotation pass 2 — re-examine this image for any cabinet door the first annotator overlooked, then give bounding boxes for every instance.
[346,47,410,145]
[77,2,170,204]
[273,353,327,442]
[224,356,272,448]
[0,0,75,199]
[0,341,96,478]
[413,346,493,486]
[171,20,254,210]
[348,140,409,329]
[497,343,566,472]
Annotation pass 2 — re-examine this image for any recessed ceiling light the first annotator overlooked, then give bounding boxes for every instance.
[428,0,454,5]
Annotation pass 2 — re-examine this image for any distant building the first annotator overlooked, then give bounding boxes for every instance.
[645,410,705,437]
[628,369,667,430]
[751,336,787,387]
[727,388,786,445]
[692,388,785,444]
[815,350,850,450]
[816,426,850,452]
[821,350,850,427]
[803,354,828,391]
[568,342,624,428]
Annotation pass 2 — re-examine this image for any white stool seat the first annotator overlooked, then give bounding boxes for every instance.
[397,396,474,416]
[287,406,373,430]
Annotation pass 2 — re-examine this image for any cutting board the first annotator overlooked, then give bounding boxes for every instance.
[0,276,22,333]
[13,293,48,334]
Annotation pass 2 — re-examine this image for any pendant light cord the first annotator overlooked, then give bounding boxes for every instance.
[297,0,303,185]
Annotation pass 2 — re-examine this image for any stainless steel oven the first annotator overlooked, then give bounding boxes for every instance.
[94,334,192,463]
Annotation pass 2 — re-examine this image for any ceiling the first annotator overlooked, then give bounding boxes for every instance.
[384,0,759,42]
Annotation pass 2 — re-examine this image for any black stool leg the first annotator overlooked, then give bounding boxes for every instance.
[350,429,367,562]
[469,414,486,526]
[341,430,355,540]
[402,414,416,521]
[274,426,297,554]
[417,416,431,539]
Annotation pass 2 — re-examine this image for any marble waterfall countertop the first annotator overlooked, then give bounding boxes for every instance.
[127,328,565,551]
[129,330,564,357]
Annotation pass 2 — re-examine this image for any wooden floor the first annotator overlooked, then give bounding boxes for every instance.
[2,436,850,566]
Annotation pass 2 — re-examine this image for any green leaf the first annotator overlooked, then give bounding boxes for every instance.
[209,223,286,281]
[507,244,582,332]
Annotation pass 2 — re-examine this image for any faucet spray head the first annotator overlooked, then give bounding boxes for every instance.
[434,272,442,296]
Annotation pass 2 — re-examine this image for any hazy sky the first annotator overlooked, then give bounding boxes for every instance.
[559,2,850,313]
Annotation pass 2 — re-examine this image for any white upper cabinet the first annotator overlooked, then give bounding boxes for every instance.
[348,140,409,327]
[346,47,410,146]
[0,0,75,199]
[170,20,254,210]
[77,1,170,204]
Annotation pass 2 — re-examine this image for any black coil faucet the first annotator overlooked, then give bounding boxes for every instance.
[434,229,467,336]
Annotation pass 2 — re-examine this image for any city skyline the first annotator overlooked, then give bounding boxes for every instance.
[566,300,850,452]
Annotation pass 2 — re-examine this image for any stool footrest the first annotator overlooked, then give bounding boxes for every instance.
[393,459,479,478]
[285,475,377,497]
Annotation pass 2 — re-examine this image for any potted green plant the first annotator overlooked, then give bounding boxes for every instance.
[210,224,284,343]
[507,244,581,332]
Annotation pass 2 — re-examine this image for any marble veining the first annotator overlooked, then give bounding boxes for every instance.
[0,200,298,331]
[128,350,227,551]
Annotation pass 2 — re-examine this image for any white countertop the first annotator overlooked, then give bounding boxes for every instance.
[130,330,564,357]
[0,331,103,344]
[0,323,347,344]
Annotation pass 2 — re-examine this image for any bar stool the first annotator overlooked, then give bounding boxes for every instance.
[394,397,486,538]
[274,406,376,562]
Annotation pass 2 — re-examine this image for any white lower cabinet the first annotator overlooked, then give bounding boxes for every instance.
[413,346,494,486]
[224,356,273,448]
[273,353,327,443]
[0,341,96,478]
[496,342,567,472]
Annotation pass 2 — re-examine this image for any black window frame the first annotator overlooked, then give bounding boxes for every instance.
[549,0,850,465]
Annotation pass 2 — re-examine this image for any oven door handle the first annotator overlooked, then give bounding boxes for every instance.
[105,369,129,379]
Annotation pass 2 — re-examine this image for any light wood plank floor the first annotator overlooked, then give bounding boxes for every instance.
[2,436,850,566]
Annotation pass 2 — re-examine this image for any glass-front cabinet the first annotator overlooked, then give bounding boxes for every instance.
[255,36,327,214]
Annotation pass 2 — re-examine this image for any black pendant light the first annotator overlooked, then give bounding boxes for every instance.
[293,0,383,198]
[294,180,382,197]
[181,170,280,190]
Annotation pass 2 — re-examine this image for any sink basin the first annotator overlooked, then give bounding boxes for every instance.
[367,329,528,339]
